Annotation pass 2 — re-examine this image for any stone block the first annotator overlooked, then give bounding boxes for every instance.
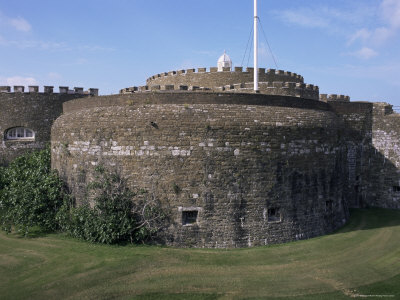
[74,87,84,94]
[0,86,11,93]
[14,86,24,93]
[163,85,174,91]
[150,85,161,91]
[28,86,39,93]
[59,86,69,94]
[44,86,54,93]
[89,88,99,96]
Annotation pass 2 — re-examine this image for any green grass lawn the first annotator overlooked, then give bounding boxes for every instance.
[0,208,399,299]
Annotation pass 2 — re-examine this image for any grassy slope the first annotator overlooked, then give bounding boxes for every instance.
[0,208,399,300]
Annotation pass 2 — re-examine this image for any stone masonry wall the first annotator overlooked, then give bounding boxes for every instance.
[0,92,88,165]
[328,101,373,208]
[63,92,330,113]
[365,103,400,209]
[328,101,400,209]
[52,93,349,248]
[145,67,304,89]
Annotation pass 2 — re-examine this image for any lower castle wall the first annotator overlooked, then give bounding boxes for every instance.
[52,94,349,248]
[0,92,87,165]
[329,101,400,209]
[365,103,400,209]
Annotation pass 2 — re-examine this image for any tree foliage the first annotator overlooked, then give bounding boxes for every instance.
[0,149,165,244]
[57,165,166,244]
[0,148,66,234]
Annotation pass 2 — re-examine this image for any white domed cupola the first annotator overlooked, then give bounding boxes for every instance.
[217,51,232,71]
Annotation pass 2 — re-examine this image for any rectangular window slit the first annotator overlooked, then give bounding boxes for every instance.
[325,200,333,212]
[268,208,281,222]
[182,211,198,225]
[393,186,400,192]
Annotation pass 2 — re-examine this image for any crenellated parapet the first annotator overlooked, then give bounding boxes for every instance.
[0,86,99,96]
[120,85,212,94]
[120,81,319,101]
[320,94,350,102]
[144,67,304,90]
[214,81,319,101]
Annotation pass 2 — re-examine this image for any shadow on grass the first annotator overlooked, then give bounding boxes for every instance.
[1,225,53,239]
[337,208,400,233]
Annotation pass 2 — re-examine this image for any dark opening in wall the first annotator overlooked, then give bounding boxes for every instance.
[268,208,281,222]
[393,186,400,192]
[182,211,198,225]
[326,200,333,212]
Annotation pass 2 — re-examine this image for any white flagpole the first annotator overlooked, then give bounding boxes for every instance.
[254,0,259,92]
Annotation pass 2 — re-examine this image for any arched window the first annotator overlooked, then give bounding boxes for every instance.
[5,127,35,140]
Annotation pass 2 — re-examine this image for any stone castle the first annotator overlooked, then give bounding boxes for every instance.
[1,53,400,248]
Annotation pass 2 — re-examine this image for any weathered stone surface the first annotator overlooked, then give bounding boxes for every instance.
[0,92,88,165]
[3,66,400,248]
[146,68,304,89]
[52,93,349,248]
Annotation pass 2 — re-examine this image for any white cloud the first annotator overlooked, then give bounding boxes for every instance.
[0,11,32,32]
[9,16,31,32]
[381,0,400,29]
[0,76,38,87]
[276,9,328,28]
[0,36,115,53]
[349,47,378,60]
[274,6,374,30]
[347,0,400,50]
[0,38,64,50]
[348,27,393,47]
[348,29,371,45]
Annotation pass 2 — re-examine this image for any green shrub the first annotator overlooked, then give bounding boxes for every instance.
[0,148,66,234]
[58,166,165,244]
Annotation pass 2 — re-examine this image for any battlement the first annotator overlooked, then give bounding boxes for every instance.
[215,81,319,101]
[320,94,350,102]
[0,86,99,96]
[144,67,305,91]
[147,67,304,83]
[120,85,212,94]
[119,81,319,101]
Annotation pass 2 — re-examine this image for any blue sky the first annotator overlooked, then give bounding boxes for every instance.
[0,0,399,104]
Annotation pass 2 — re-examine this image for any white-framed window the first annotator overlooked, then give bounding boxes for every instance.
[5,127,35,140]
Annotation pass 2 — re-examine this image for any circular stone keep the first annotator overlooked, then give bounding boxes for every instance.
[51,92,349,248]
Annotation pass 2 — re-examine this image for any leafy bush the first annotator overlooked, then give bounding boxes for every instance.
[0,148,66,234]
[58,166,165,244]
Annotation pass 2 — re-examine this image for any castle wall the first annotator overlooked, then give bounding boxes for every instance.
[145,68,304,89]
[52,93,349,248]
[328,101,400,209]
[365,103,400,209]
[63,92,330,113]
[328,101,373,208]
[0,92,87,165]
